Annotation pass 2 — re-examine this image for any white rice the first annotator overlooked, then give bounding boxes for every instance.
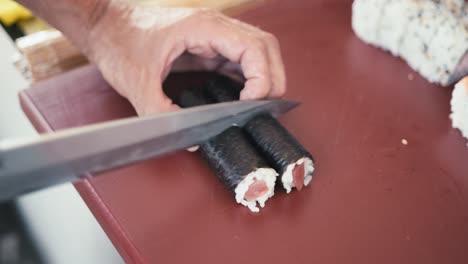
[352,0,468,86]
[351,0,386,46]
[450,77,468,140]
[281,157,315,194]
[234,168,277,213]
[376,0,409,56]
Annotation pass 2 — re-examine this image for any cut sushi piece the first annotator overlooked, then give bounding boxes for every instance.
[176,88,278,212]
[200,127,277,212]
[450,76,468,140]
[352,0,468,86]
[243,114,314,193]
[202,76,315,193]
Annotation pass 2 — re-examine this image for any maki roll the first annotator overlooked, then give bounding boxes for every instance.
[243,115,314,193]
[176,87,213,107]
[202,76,315,193]
[201,127,277,212]
[176,89,278,212]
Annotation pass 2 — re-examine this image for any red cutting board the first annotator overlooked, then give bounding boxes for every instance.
[19,0,468,263]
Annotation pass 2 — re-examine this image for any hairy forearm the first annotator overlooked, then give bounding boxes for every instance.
[17,0,113,55]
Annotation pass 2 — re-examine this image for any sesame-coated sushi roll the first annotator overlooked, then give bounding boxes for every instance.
[375,1,408,56]
[352,0,468,86]
[351,0,386,46]
[450,76,468,140]
[202,76,315,193]
[176,89,278,212]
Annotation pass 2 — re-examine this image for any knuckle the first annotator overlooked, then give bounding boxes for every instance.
[194,8,222,22]
[244,40,267,58]
[262,32,279,45]
[254,39,267,51]
[250,37,268,53]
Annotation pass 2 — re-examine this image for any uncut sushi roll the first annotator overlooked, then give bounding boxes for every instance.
[176,89,278,212]
[202,76,315,193]
[450,76,468,140]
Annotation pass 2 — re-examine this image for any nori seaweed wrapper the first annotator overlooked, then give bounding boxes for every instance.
[176,87,273,194]
[202,75,242,102]
[243,114,313,176]
[202,75,314,177]
[200,126,272,194]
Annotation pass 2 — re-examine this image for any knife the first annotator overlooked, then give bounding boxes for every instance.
[0,99,299,201]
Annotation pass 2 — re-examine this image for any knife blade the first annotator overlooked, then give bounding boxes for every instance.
[0,99,299,201]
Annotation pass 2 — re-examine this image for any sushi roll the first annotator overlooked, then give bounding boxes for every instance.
[398,1,445,82]
[426,3,468,85]
[176,89,278,212]
[352,0,468,86]
[201,127,277,212]
[450,76,468,140]
[202,76,315,193]
[243,114,314,193]
[176,87,213,107]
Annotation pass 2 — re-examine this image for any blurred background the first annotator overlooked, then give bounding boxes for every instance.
[0,1,125,263]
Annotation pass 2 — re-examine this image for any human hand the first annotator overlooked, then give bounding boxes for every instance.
[86,3,286,116]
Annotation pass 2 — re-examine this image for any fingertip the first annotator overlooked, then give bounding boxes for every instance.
[187,146,200,152]
[240,89,254,100]
[169,104,181,111]
[240,78,271,100]
[268,83,287,98]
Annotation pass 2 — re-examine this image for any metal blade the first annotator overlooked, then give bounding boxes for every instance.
[0,99,299,201]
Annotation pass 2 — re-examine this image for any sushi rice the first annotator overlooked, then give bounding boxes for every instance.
[281,158,315,194]
[235,168,277,212]
[451,77,468,140]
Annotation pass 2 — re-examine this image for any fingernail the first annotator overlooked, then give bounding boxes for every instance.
[187,146,199,152]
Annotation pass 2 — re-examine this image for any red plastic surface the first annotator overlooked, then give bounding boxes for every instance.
[19,1,468,263]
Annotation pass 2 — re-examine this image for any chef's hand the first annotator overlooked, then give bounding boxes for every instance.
[86,4,286,115]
